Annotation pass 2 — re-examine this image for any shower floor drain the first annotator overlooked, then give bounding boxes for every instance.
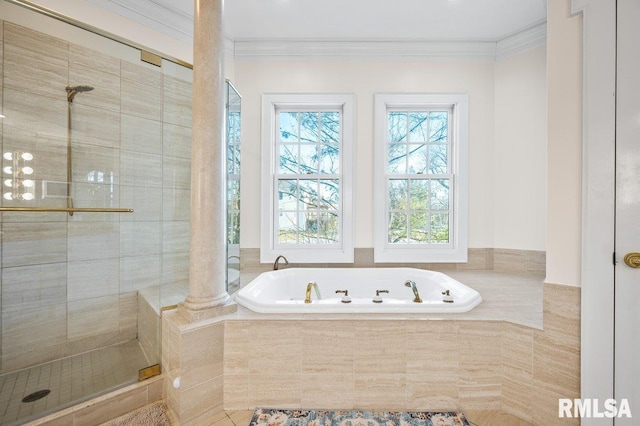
[22,389,51,403]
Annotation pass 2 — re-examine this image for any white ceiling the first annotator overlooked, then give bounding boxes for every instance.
[87,0,547,44]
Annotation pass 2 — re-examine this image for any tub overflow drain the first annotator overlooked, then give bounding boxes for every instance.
[22,389,51,403]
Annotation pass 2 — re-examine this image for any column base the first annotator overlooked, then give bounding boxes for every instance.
[179,293,237,323]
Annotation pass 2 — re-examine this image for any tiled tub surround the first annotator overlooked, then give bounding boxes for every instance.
[0,20,192,374]
[161,271,580,426]
[240,248,546,275]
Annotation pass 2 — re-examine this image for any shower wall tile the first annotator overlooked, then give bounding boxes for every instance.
[71,182,121,222]
[163,156,190,189]
[72,143,120,185]
[163,188,190,221]
[67,221,119,261]
[67,258,120,302]
[162,221,190,254]
[69,44,120,77]
[120,221,162,256]
[162,252,189,287]
[1,222,67,267]
[1,263,66,313]
[2,90,67,177]
[137,293,159,363]
[3,23,66,60]
[120,185,162,221]
[0,203,67,224]
[163,75,192,127]
[72,104,120,148]
[119,292,138,341]
[163,123,191,159]
[0,20,4,91]
[121,114,162,155]
[67,295,119,346]
[2,132,67,190]
[69,64,120,113]
[120,255,162,292]
[121,78,162,122]
[120,150,162,187]
[3,23,68,100]
[1,303,67,372]
[121,61,162,88]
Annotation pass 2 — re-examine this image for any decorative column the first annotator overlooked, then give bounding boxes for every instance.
[181,0,235,321]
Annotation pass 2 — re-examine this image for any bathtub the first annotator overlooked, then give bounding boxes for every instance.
[235,268,482,313]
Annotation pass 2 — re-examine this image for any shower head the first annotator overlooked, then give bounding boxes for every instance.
[66,85,94,103]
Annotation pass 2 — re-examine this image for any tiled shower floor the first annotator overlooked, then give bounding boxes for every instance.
[0,340,151,426]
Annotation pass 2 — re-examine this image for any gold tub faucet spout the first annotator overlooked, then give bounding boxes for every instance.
[305,281,321,303]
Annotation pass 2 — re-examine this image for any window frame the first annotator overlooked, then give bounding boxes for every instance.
[261,93,355,264]
[373,93,469,263]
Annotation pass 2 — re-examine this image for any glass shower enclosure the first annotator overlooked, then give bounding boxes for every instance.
[0,2,192,423]
[226,81,241,294]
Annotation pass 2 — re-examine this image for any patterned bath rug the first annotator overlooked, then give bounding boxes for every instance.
[248,408,470,426]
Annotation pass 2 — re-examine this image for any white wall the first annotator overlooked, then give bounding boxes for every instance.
[494,46,547,251]
[546,0,583,286]
[235,53,548,253]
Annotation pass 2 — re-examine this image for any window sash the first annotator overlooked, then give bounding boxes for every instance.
[384,108,454,249]
[373,93,468,263]
[273,108,343,249]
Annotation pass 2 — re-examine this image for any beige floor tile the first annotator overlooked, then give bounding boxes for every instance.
[466,409,532,425]
[228,410,254,426]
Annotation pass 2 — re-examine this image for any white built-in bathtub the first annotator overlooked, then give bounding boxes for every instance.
[235,268,482,313]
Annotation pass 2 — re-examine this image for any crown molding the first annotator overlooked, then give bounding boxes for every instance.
[234,22,547,62]
[495,22,547,61]
[234,39,498,62]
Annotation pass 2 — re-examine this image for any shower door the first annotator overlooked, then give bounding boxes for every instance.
[0,3,192,422]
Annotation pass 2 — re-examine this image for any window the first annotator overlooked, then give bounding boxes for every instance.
[374,93,468,262]
[261,94,354,263]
